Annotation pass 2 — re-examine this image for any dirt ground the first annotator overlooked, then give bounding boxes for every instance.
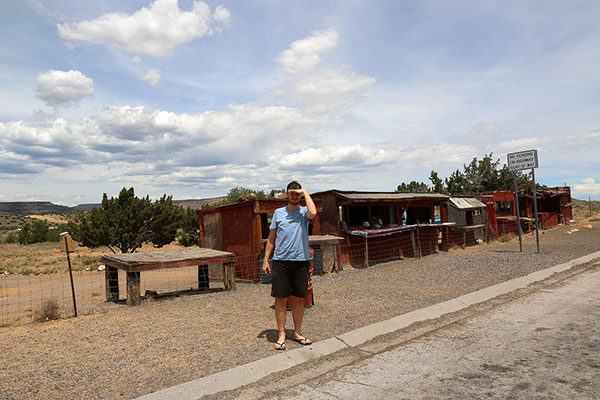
[0,218,599,400]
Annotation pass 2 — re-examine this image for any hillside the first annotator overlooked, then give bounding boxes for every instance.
[0,202,71,215]
[0,197,226,215]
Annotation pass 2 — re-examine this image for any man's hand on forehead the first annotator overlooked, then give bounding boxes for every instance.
[288,189,304,195]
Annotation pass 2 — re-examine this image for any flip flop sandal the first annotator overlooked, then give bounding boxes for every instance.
[274,341,286,350]
[293,337,312,346]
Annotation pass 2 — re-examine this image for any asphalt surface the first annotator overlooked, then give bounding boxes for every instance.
[257,265,600,400]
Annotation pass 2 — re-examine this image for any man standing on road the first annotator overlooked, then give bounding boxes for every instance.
[262,181,317,350]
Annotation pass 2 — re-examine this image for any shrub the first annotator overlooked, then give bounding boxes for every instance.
[18,220,49,244]
[178,207,199,247]
[46,223,78,242]
[34,299,62,322]
[3,231,17,244]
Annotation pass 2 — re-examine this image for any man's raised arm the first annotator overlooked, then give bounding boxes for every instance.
[301,189,317,219]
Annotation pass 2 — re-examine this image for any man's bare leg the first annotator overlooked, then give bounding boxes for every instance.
[275,297,288,345]
[290,296,305,340]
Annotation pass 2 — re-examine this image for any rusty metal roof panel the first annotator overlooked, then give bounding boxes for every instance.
[449,197,486,209]
[328,190,449,202]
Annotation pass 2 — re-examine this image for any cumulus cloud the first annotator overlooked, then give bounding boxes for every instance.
[573,178,600,197]
[277,28,339,75]
[141,68,161,86]
[0,119,93,171]
[283,67,375,112]
[35,69,94,106]
[401,143,478,168]
[280,145,391,171]
[213,4,230,31]
[489,137,545,152]
[57,0,229,58]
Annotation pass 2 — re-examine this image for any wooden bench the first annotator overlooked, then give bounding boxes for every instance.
[101,248,236,306]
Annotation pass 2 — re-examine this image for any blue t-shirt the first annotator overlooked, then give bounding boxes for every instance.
[270,205,312,261]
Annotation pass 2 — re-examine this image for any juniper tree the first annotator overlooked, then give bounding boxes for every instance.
[17,220,49,244]
[177,206,199,247]
[79,187,152,253]
[396,181,431,193]
[150,194,182,248]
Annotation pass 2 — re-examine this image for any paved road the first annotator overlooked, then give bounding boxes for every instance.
[264,267,600,400]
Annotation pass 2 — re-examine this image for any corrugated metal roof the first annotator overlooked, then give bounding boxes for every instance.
[324,190,448,201]
[449,197,486,209]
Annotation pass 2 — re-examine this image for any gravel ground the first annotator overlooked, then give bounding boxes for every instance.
[1,220,599,400]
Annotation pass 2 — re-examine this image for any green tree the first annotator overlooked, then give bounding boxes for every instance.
[396,181,431,193]
[497,164,532,191]
[18,220,49,244]
[461,154,500,193]
[177,207,199,247]
[79,187,152,253]
[206,187,276,208]
[150,195,183,248]
[79,207,112,250]
[429,171,446,194]
[444,169,468,195]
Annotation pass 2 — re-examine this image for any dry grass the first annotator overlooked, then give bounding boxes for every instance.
[572,199,600,220]
[0,241,186,275]
[33,299,62,322]
[26,214,70,225]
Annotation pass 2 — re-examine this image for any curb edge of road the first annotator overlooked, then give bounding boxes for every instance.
[136,250,600,400]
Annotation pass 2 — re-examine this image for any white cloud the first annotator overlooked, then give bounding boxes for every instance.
[57,0,229,58]
[284,67,375,112]
[280,145,391,170]
[213,5,230,25]
[490,137,544,152]
[573,178,600,198]
[277,28,339,75]
[141,68,161,86]
[35,69,94,106]
[401,143,478,168]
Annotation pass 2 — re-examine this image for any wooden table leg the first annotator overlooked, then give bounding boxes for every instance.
[198,264,209,289]
[126,271,141,306]
[105,266,119,302]
[223,262,236,290]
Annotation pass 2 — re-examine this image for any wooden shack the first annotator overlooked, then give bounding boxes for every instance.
[481,186,572,239]
[481,191,534,239]
[537,187,573,227]
[310,190,451,268]
[197,199,324,281]
[447,197,486,247]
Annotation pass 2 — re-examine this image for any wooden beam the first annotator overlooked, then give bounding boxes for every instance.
[126,271,141,306]
[312,214,321,235]
[223,262,236,290]
[198,214,205,248]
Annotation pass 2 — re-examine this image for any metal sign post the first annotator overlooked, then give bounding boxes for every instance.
[60,232,78,317]
[507,149,540,253]
[513,174,523,252]
[531,169,540,253]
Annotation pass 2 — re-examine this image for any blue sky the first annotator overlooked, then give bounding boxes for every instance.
[1,0,599,204]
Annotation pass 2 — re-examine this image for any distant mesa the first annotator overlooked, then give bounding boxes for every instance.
[0,197,225,215]
[0,202,72,215]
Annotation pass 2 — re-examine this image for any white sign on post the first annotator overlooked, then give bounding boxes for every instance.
[507,149,538,172]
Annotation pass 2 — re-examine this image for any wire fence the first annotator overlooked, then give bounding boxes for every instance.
[2,222,529,327]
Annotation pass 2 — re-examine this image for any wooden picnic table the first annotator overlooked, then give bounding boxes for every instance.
[101,248,236,306]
